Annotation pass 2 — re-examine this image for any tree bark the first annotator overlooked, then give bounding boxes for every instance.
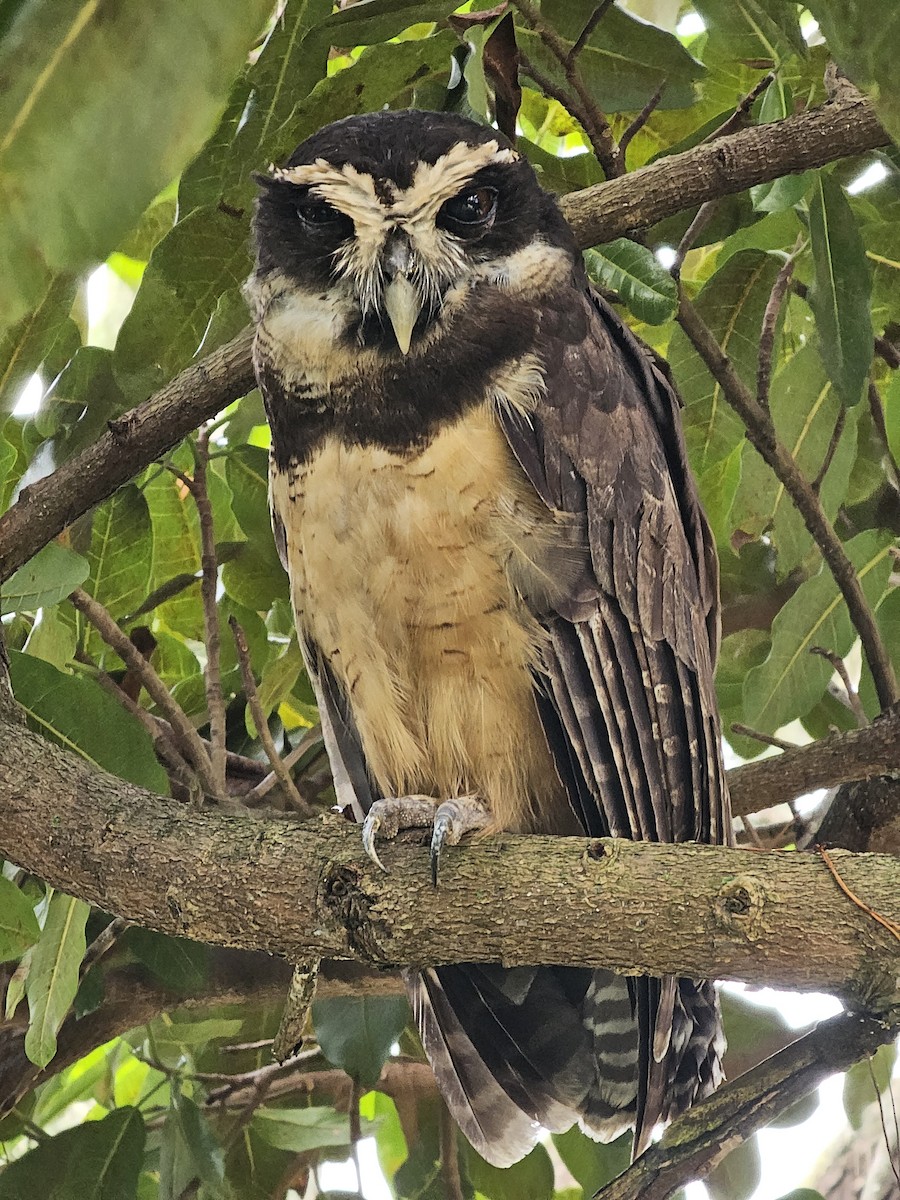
[2,706,898,1005]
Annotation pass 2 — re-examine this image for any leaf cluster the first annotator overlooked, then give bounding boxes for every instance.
[1,1,899,1198]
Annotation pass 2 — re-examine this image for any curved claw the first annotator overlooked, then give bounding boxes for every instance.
[362,812,389,873]
[430,811,453,887]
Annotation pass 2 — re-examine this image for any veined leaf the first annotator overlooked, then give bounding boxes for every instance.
[84,484,152,652]
[807,0,900,146]
[465,1142,555,1200]
[313,995,410,1087]
[732,346,859,576]
[2,542,88,614]
[808,172,873,406]
[743,530,894,731]
[584,240,677,325]
[309,0,462,51]
[0,275,79,418]
[693,0,807,62]
[0,877,40,963]
[24,892,89,1067]
[532,2,705,112]
[670,250,782,474]
[0,0,272,331]
[9,651,168,792]
[0,1106,145,1199]
[252,1105,359,1153]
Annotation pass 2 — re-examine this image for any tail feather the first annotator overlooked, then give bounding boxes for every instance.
[408,964,725,1166]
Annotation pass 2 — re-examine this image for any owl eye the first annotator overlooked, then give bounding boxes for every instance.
[438,186,498,233]
[296,196,346,228]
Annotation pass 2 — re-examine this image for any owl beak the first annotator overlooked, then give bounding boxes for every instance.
[383,275,421,355]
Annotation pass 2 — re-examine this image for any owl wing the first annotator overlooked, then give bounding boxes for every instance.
[498,281,730,1151]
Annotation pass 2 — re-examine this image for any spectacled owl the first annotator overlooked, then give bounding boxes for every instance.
[246,109,729,1167]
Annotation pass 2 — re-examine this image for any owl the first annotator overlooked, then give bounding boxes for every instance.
[246,109,728,1166]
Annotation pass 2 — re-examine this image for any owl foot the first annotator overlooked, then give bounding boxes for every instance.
[361,794,489,884]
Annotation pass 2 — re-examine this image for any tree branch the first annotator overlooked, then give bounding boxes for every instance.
[0,95,888,585]
[595,1008,900,1200]
[2,709,899,1005]
[676,293,898,711]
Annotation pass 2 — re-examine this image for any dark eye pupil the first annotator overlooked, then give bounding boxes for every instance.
[442,187,497,225]
[297,198,341,225]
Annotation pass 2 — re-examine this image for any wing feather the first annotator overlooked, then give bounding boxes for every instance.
[498,280,730,1153]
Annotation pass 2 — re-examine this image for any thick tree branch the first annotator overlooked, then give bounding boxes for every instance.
[0,95,888,585]
[727,704,900,817]
[2,709,899,1006]
[595,1008,900,1200]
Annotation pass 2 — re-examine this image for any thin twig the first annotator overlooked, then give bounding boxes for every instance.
[242,726,322,807]
[567,0,614,65]
[82,654,197,791]
[757,245,800,410]
[676,292,898,712]
[875,333,900,370]
[730,724,797,752]
[618,82,666,158]
[229,617,314,818]
[699,71,777,144]
[867,1058,900,1190]
[673,200,720,273]
[190,429,227,800]
[868,379,900,492]
[513,0,623,177]
[810,646,868,727]
[810,404,846,493]
[70,587,218,795]
[80,915,131,977]
[818,845,900,942]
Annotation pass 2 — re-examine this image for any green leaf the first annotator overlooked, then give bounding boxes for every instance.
[531,3,705,112]
[693,0,807,62]
[113,206,253,403]
[8,650,169,792]
[0,0,272,331]
[2,542,88,614]
[252,1105,358,1153]
[808,172,874,406]
[697,444,743,550]
[806,0,900,145]
[716,629,771,759]
[310,0,462,51]
[670,250,782,474]
[465,1142,554,1200]
[313,995,410,1087]
[732,346,859,576]
[160,1090,225,1199]
[842,1042,897,1129]
[125,928,209,995]
[706,1136,761,1200]
[552,1127,631,1193]
[85,484,153,624]
[23,892,89,1067]
[775,1192,826,1200]
[584,240,677,325]
[0,877,40,962]
[883,369,900,470]
[750,82,813,213]
[180,0,332,214]
[256,638,305,726]
[0,1106,145,1200]
[0,275,79,418]
[743,530,894,731]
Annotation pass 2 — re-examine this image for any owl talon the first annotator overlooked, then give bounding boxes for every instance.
[361,795,438,872]
[430,796,489,887]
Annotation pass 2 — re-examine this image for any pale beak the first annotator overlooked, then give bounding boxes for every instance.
[383,275,421,355]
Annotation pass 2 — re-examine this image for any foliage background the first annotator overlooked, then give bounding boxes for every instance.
[1,1,899,1198]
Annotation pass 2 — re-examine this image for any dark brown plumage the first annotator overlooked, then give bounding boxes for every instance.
[247,109,730,1167]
